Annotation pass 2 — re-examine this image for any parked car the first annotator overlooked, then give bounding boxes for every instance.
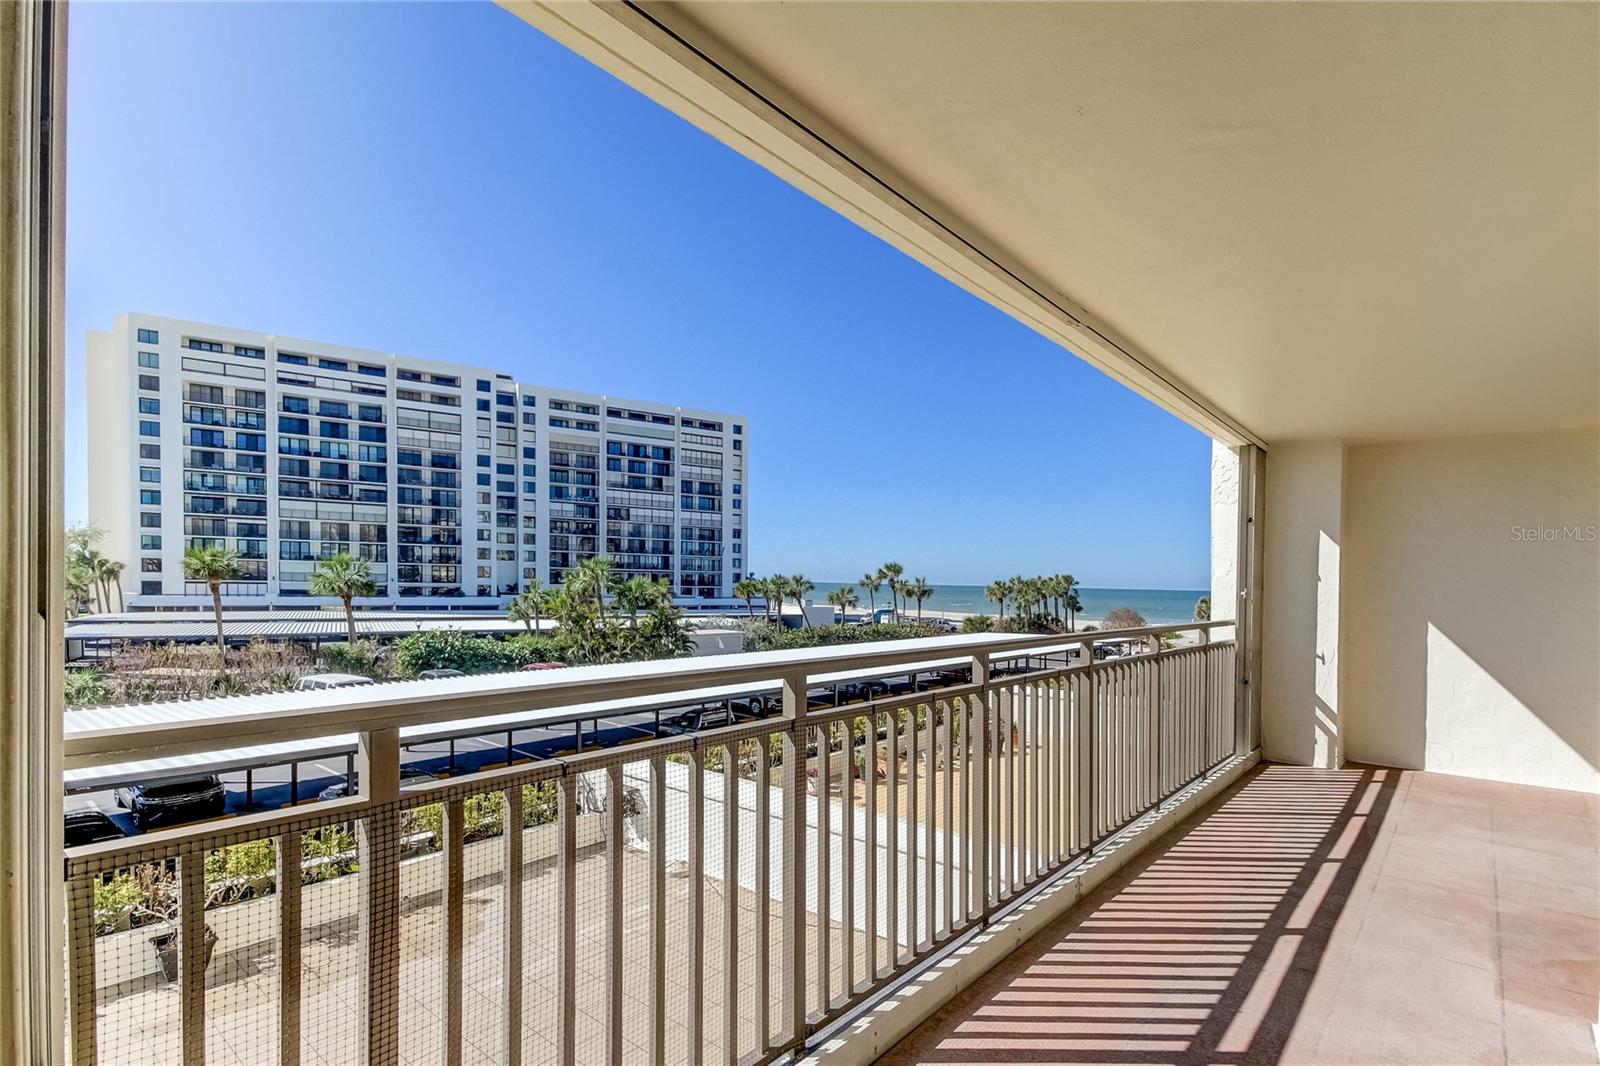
[63,804,126,848]
[115,773,226,831]
[294,673,375,691]
[417,668,465,679]
[318,766,435,802]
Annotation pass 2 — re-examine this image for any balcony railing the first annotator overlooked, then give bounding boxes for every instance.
[63,624,1238,1066]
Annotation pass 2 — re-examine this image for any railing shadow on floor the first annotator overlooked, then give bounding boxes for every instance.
[880,762,1401,1065]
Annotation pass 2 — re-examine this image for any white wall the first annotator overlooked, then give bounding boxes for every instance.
[1209,441,1239,620]
[1341,429,1598,793]
[1259,442,1346,769]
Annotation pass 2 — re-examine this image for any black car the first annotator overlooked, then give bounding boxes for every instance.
[63,806,126,848]
[115,773,227,831]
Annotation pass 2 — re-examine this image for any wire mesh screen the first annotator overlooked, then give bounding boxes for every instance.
[64,631,1242,1066]
[296,820,363,1064]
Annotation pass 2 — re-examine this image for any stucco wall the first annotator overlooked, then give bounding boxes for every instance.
[1259,442,1346,769]
[1341,429,1599,793]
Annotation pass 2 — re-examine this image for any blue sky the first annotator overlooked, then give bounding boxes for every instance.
[65,1,1211,589]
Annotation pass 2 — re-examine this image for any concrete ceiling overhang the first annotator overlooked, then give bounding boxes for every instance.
[506,1,1599,446]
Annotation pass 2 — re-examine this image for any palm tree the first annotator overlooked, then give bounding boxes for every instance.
[905,577,934,621]
[786,574,815,626]
[826,585,859,624]
[99,559,126,612]
[733,578,762,617]
[507,586,548,634]
[65,561,94,618]
[879,561,904,616]
[1066,587,1083,631]
[858,572,882,618]
[616,575,659,619]
[79,549,111,613]
[1194,595,1211,622]
[567,556,615,614]
[183,544,241,658]
[309,552,378,643]
[1057,574,1079,629]
[984,580,1009,620]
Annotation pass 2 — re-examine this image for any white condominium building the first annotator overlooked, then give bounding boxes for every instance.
[87,313,749,609]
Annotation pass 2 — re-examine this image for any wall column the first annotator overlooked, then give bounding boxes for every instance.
[1259,442,1346,768]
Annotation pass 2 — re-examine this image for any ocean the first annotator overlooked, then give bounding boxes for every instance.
[818,583,1209,623]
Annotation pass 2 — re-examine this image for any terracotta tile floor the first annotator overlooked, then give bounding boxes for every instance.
[882,763,1599,1065]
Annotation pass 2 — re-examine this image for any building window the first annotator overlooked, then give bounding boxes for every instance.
[139,466,160,483]
[137,351,159,369]
[140,580,162,596]
[733,440,743,451]
[477,473,491,487]
[476,399,490,412]
[141,557,162,573]
[139,443,161,460]
[138,397,160,415]
[138,420,160,437]
[139,490,161,505]
[140,535,162,550]
[521,395,536,407]
[138,374,160,392]
[140,512,161,528]
[476,379,490,392]
[136,328,159,344]
[733,424,742,435]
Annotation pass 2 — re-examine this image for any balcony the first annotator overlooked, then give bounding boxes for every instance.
[64,627,1246,1065]
[875,764,1598,1065]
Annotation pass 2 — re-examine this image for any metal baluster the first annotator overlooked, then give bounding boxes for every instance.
[864,711,879,983]
[503,785,524,1066]
[886,707,899,967]
[908,701,921,947]
[276,832,302,1066]
[688,748,705,1060]
[649,755,667,1066]
[780,673,808,1047]
[556,774,578,1066]
[443,795,465,1064]
[609,764,626,1066]
[722,746,740,1064]
[940,697,955,938]
[923,696,936,949]
[841,719,856,998]
[816,725,831,1012]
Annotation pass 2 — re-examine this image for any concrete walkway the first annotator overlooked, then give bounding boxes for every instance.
[881,763,1599,1065]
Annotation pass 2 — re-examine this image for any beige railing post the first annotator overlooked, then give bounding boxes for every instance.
[356,726,401,1066]
[276,830,302,1066]
[1077,639,1095,848]
[969,652,992,920]
[780,668,809,1048]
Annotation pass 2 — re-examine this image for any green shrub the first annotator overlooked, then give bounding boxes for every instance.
[745,621,942,653]
[520,782,558,826]
[302,825,358,882]
[204,838,277,884]
[65,669,111,708]
[959,614,994,633]
[407,792,513,849]
[93,873,144,933]
[320,640,384,678]
[391,631,537,677]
